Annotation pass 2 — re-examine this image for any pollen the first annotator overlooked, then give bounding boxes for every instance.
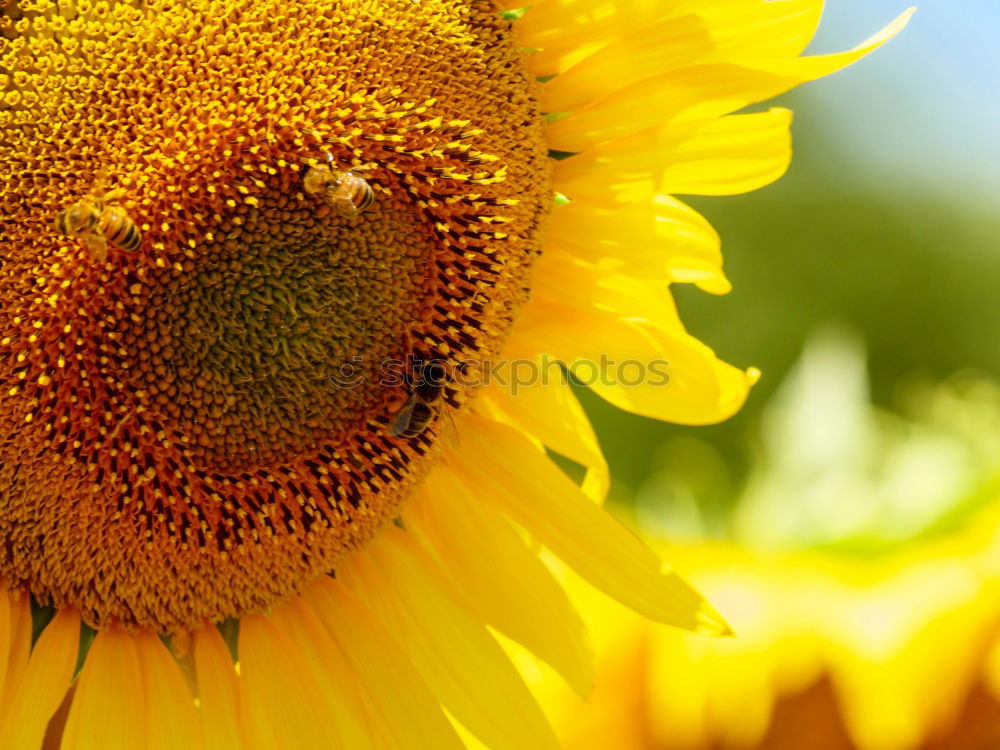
[0,0,551,632]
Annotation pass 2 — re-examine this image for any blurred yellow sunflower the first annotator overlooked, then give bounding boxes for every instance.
[536,336,1000,750]
[0,1,908,748]
[539,540,1000,750]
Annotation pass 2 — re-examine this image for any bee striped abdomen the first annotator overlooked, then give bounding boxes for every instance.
[387,391,438,438]
[348,174,376,212]
[99,206,141,251]
[398,401,435,438]
[304,159,377,220]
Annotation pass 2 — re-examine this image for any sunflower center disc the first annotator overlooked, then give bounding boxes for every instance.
[0,0,550,631]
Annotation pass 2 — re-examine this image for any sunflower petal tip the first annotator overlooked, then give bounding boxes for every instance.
[696,275,733,295]
[573,672,598,701]
[694,603,735,638]
[746,367,762,387]
[862,7,917,50]
[888,7,918,36]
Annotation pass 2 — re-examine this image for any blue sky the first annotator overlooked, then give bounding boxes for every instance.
[800,0,1000,202]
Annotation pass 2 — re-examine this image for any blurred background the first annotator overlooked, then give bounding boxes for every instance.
[586,0,1000,505]
[545,2,1000,748]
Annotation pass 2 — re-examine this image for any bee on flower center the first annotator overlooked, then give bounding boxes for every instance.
[303,153,376,220]
[54,172,142,262]
[387,360,449,439]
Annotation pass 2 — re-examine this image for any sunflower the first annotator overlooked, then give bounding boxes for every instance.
[0,1,908,747]
[537,539,1000,750]
[535,343,1000,750]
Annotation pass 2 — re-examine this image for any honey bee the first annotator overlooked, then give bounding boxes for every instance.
[387,394,436,439]
[303,153,376,220]
[386,361,449,439]
[55,172,141,261]
[413,361,448,404]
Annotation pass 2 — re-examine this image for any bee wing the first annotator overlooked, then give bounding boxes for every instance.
[330,180,360,220]
[333,200,360,220]
[436,404,460,448]
[387,393,418,437]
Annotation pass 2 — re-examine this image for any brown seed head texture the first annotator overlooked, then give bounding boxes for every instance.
[0,0,551,631]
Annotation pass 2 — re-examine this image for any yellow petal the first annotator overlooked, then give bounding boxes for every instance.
[521,0,824,78]
[476,377,610,501]
[540,14,716,113]
[238,613,341,749]
[0,607,79,750]
[541,195,727,293]
[517,249,756,425]
[822,561,987,750]
[268,598,376,750]
[0,589,31,711]
[0,588,10,702]
[519,0,723,76]
[448,413,730,634]
[193,625,247,750]
[538,6,911,147]
[554,109,793,202]
[692,0,824,59]
[403,479,595,697]
[342,527,560,750]
[518,0,668,65]
[304,577,466,750]
[546,64,787,152]
[135,631,204,750]
[61,628,146,750]
[546,11,910,154]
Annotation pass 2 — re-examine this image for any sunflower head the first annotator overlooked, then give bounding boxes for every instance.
[1,0,552,632]
[0,1,912,748]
